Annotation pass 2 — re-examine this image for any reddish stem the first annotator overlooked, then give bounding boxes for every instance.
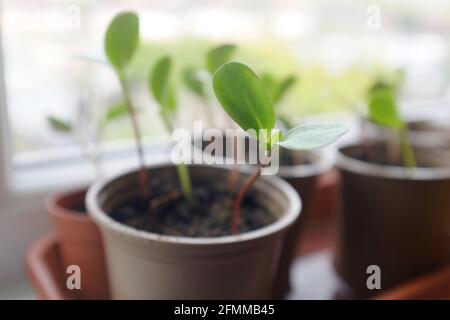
[231,165,262,234]
[227,135,240,193]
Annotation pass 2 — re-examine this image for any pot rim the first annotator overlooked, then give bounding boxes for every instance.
[86,163,301,246]
[46,187,91,223]
[336,142,450,180]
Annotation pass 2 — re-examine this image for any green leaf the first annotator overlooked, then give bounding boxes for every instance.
[206,44,237,75]
[213,62,275,134]
[275,75,296,104]
[278,122,348,150]
[47,116,72,133]
[368,86,405,130]
[183,67,206,98]
[104,12,139,70]
[150,55,177,115]
[103,101,128,124]
[260,73,277,102]
[261,73,297,105]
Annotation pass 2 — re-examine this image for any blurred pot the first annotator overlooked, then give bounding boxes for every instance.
[47,188,109,299]
[335,143,450,295]
[86,164,301,299]
[362,117,450,149]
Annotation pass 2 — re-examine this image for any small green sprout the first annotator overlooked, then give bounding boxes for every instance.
[48,98,129,179]
[104,11,150,203]
[213,62,347,234]
[183,44,237,125]
[206,44,238,75]
[260,72,297,129]
[149,55,192,199]
[48,116,72,133]
[367,80,416,167]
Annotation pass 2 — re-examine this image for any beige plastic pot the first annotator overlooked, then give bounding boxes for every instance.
[87,163,301,299]
[335,142,450,295]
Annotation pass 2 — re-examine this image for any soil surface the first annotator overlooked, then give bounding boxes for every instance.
[279,149,310,167]
[110,176,275,237]
[68,202,87,214]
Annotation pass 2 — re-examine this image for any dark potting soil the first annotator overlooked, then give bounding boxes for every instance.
[110,177,276,237]
[65,201,87,214]
[279,149,310,167]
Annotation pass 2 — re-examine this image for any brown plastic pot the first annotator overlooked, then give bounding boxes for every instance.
[46,188,109,299]
[335,143,450,296]
[87,163,301,299]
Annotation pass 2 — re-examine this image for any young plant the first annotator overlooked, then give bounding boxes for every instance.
[104,11,150,203]
[260,72,297,129]
[48,98,128,179]
[150,55,192,199]
[183,44,237,126]
[367,80,416,167]
[213,62,347,234]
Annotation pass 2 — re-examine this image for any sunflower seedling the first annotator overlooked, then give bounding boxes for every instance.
[213,62,347,234]
[104,11,150,204]
[149,55,193,199]
[260,72,297,129]
[183,44,237,126]
[367,80,416,167]
[47,96,129,179]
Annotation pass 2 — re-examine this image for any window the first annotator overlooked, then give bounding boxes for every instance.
[1,0,450,180]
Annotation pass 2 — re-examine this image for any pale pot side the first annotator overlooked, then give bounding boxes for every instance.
[87,163,301,299]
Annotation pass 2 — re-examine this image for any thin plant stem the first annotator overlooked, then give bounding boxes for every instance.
[399,128,416,168]
[231,165,261,235]
[118,71,150,204]
[176,162,193,199]
[227,135,240,193]
[160,111,193,200]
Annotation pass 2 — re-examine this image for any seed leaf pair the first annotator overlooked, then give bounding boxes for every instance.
[183,67,208,98]
[260,73,297,106]
[183,44,237,100]
[213,62,347,150]
[206,44,237,75]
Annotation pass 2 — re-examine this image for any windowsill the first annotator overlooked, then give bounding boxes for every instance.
[11,147,172,195]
